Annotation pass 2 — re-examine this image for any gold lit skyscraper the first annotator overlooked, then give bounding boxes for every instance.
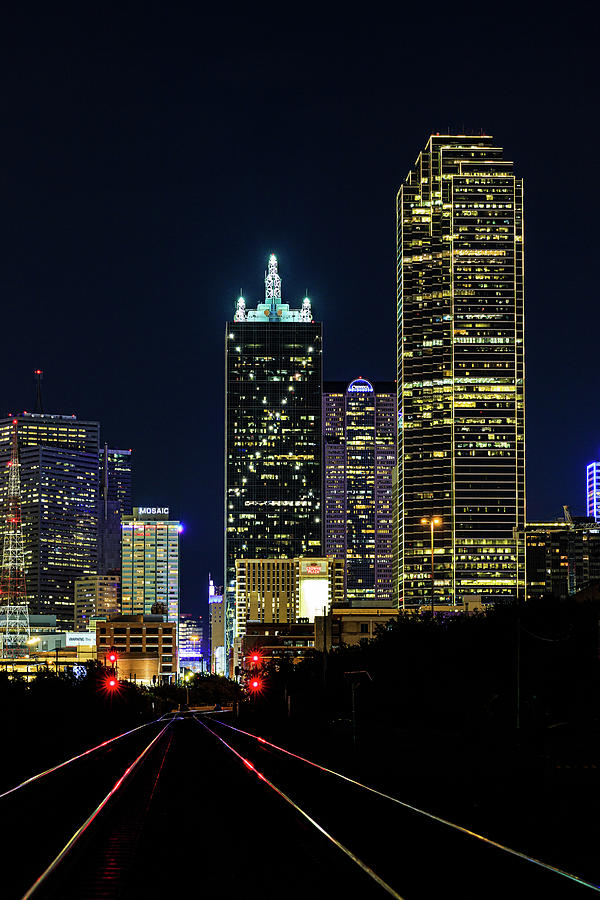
[397,135,525,607]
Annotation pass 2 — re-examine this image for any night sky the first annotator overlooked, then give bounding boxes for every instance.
[1,4,597,621]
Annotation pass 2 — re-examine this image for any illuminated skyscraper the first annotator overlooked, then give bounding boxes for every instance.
[586,461,600,520]
[179,612,204,672]
[74,573,120,630]
[0,413,99,628]
[121,507,181,626]
[397,135,525,606]
[323,378,397,605]
[225,254,322,667]
[208,578,225,675]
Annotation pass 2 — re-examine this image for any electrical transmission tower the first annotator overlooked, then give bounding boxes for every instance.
[0,419,30,655]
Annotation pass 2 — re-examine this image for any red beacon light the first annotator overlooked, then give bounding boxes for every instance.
[107,652,117,664]
[248,677,263,694]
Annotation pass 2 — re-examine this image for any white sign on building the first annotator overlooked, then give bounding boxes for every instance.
[65,632,97,647]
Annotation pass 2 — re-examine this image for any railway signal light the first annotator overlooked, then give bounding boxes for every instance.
[101,673,121,695]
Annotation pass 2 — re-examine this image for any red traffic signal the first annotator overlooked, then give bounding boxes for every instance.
[107,652,117,664]
[108,678,117,688]
[248,677,263,694]
[249,651,262,665]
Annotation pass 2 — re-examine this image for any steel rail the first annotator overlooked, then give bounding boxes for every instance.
[19,720,172,900]
[195,715,406,900]
[0,717,164,801]
[208,717,600,894]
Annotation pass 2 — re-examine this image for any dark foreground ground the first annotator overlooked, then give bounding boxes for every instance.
[0,710,597,899]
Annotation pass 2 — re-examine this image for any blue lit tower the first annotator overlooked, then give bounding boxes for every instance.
[224,255,322,671]
[587,461,600,520]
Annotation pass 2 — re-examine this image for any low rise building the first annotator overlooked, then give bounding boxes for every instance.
[235,557,344,633]
[241,621,317,666]
[328,607,397,646]
[96,614,176,682]
[523,516,600,600]
[234,557,344,670]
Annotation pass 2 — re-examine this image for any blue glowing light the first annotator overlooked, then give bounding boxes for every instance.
[347,378,374,393]
[587,462,600,520]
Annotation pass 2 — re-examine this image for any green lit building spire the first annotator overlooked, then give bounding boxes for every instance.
[234,254,313,323]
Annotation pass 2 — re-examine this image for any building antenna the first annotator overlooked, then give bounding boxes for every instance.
[34,369,43,414]
[103,442,109,518]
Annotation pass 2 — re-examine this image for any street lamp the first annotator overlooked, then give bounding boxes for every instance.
[420,516,442,618]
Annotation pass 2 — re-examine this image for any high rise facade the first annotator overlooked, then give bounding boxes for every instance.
[225,254,322,666]
[0,413,100,628]
[208,578,225,675]
[397,135,525,607]
[179,612,204,672]
[121,507,181,628]
[323,378,397,605]
[74,573,120,630]
[586,461,600,520]
[98,446,132,578]
[235,556,345,634]
[100,446,133,512]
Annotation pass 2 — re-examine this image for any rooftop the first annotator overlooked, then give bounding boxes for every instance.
[232,254,314,323]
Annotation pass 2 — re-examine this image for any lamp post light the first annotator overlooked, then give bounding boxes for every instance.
[420,516,442,618]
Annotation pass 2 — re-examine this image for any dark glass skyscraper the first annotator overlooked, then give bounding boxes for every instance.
[225,255,322,664]
[0,413,100,628]
[397,135,525,607]
[98,446,132,576]
[100,446,132,512]
[323,378,397,606]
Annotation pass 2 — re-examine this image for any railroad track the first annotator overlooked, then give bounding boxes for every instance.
[2,714,597,899]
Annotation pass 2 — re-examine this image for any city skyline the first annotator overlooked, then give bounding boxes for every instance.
[1,7,597,623]
[0,10,596,897]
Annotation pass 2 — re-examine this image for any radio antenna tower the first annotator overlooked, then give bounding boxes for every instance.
[0,419,30,655]
[34,369,44,414]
